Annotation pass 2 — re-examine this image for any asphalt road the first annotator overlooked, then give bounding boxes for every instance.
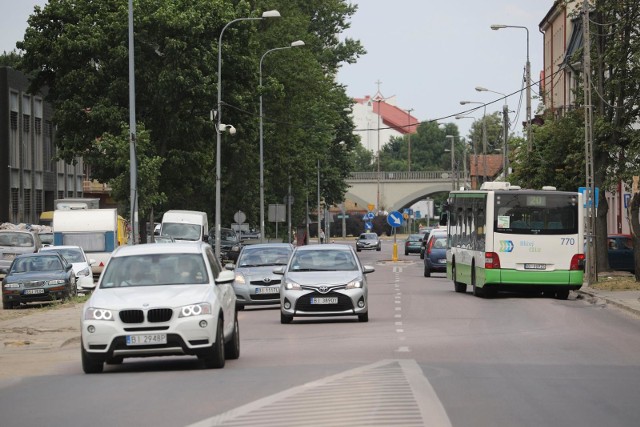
[1,240,640,427]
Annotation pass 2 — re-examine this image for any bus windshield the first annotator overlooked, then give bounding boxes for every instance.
[494,193,579,235]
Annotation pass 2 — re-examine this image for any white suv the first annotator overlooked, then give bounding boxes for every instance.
[80,242,238,373]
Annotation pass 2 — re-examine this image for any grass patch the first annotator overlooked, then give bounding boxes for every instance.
[591,275,640,291]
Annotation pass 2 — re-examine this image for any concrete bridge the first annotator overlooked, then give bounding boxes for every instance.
[345,171,454,212]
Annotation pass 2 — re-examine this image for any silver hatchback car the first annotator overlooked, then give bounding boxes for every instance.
[228,243,294,309]
[276,244,374,324]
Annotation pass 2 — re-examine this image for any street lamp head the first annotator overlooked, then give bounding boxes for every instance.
[219,124,236,135]
[490,24,507,30]
[475,86,488,92]
[261,10,281,18]
[290,40,305,47]
[455,115,473,120]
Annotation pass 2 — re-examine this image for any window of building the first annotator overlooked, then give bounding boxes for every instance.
[9,91,19,168]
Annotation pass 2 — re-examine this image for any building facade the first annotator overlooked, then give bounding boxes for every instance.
[0,66,85,224]
[539,1,630,235]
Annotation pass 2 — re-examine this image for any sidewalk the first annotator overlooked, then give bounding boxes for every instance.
[575,286,640,318]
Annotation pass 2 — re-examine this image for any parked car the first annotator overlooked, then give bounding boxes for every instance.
[40,245,96,292]
[0,230,43,277]
[355,232,381,252]
[38,232,54,247]
[80,242,239,373]
[228,243,294,309]
[153,234,175,243]
[1,252,76,309]
[404,233,424,255]
[276,244,374,324]
[423,229,448,277]
[419,228,433,259]
[608,234,634,273]
[209,227,242,263]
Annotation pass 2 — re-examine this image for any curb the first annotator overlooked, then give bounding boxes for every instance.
[575,289,640,318]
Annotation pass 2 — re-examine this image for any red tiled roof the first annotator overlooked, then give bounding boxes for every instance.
[354,96,418,135]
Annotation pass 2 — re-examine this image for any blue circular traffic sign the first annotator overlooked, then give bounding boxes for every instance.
[387,211,404,227]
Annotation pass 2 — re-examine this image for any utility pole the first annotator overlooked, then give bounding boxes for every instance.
[502,104,509,179]
[583,0,596,285]
[407,108,413,172]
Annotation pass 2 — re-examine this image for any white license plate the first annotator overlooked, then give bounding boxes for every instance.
[126,333,167,346]
[524,263,547,270]
[438,259,447,264]
[256,286,279,294]
[24,288,45,295]
[311,297,338,304]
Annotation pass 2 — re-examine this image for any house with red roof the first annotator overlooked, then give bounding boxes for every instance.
[351,92,418,154]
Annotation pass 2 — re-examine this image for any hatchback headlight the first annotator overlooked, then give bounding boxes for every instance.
[345,279,363,289]
[85,307,115,321]
[179,302,212,318]
[47,279,66,285]
[284,280,301,290]
[76,267,91,277]
[234,273,246,285]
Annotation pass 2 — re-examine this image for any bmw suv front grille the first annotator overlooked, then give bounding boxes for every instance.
[119,308,173,324]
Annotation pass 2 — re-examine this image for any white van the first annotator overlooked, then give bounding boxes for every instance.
[160,210,209,243]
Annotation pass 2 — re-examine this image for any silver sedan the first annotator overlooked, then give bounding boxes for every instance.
[276,244,374,324]
[228,243,294,309]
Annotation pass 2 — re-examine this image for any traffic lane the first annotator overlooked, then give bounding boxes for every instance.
[0,244,410,427]
[394,261,640,427]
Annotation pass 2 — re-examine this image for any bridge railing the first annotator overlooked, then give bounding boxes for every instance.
[348,171,451,181]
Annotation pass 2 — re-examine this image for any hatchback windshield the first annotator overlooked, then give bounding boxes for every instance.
[289,250,357,272]
[359,233,378,240]
[238,247,292,267]
[100,254,208,288]
[46,248,85,263]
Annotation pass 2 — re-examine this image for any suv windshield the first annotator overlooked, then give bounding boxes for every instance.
[0,232,34,247]
[100,254,208,288]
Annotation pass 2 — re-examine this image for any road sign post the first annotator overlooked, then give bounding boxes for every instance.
[387,211,404,262]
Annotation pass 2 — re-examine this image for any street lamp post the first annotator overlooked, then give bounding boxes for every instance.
[259,40,304,243]
[476,86,509,179]
[406,108,413,172]
[376,98,382,212]
[459,100,488,186]
[215,10,280,259]
[491,24,531,152]
[446,135,456,190]
[127,0,138,244]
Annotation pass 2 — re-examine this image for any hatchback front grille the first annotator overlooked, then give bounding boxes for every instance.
[295,292,353,312]
[250,279,281,286]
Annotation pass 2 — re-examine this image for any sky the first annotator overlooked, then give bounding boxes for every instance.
[2,0,554,139]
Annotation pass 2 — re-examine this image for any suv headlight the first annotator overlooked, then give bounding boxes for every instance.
[284,280,301,290]
[85,307,115,321]
[179,302,212,318]
[345,279,363,289]
[4,283,20,289]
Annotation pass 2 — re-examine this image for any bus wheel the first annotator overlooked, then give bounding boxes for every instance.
[555,290,570,300]
[471,269,485,297]
[452,264,467,293]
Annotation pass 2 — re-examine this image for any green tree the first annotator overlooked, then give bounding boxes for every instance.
[0,50,22,68]
[17,0,364,236]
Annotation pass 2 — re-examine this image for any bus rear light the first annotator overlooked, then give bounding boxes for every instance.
[570,254,585,270]
[485,252,501,269]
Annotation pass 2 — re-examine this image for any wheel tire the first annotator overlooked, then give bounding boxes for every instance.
[452,263,467,293]
[420,251,425,260]
[280,312,293,324]
[224,314,240,360]
[356,248,361,252]
[483,286,497,299]
[555,289,570,300]
[3,300,14,310]
[81,344,104,374]
[202,318,225,369]
[376,246,381,252]
[358,312,369,322]
[404,251,408,256]
[236,304,245,311]
[423,262,431,277]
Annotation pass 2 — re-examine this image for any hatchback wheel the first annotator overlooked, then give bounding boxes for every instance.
[281,312,293,324]
[358,312,369,322]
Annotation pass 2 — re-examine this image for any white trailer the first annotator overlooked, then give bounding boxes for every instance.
[53,209,120,280]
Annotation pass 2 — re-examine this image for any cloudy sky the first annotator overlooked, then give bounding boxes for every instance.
[2,0,554,138]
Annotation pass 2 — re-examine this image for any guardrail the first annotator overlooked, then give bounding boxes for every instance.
[347,171,451,181]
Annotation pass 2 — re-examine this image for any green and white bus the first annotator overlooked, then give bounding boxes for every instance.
[443,182,585,299]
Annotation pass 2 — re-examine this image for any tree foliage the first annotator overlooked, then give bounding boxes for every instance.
[17,0,364,234]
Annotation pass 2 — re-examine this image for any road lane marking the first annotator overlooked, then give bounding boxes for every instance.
[187,359,452,427]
